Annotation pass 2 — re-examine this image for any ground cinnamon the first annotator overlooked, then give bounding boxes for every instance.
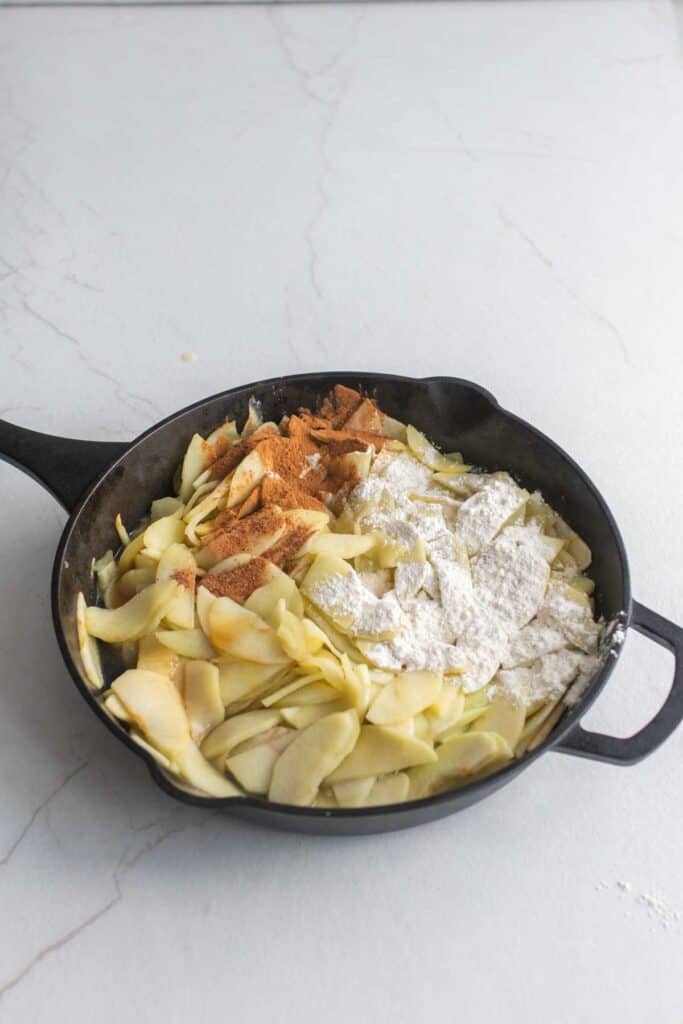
[171,568,195,590]
[199,557,272,602]
[200,385,387,568]
[204,506,285,562]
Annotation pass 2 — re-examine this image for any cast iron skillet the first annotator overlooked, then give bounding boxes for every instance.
[1,372,682,835]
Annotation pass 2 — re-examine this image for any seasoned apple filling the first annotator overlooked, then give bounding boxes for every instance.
[79,385,602,807]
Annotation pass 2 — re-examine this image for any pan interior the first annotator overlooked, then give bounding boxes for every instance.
[55,373,629,772]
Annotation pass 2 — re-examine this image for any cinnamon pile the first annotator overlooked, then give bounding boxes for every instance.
[197,385,388,603]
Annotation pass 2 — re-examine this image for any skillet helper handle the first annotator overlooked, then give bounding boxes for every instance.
[0,419,127,513]
[557,601,683,765]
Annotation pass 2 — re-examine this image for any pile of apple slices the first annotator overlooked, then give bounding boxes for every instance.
[77,391,599,807]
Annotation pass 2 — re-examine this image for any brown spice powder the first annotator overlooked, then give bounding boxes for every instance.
[263,524,316,567]
[200,557,272,602]
[198,385,388,569]
[205,506,285,562]
[318,384,364,428]
[261,474,325,511]
[171,568,195,590]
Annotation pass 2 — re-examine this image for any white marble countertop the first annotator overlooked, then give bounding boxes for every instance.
[2,2,683,1020]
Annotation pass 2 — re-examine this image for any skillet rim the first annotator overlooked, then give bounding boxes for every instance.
[50,371,631,820]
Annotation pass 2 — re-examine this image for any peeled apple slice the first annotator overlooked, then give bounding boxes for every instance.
[217,660,286,709]
[111,669,191,760]
[103,691,130,721]
[473,694,525,748]
[245,573,304,625]
[437,706,491,742]
[142,513,186,559]
[156,543,196,629]
[269,710,360,806]
[425,686,465,738]
[366,773,410,806]
[151,497,185,521]
[94,551,117,595]
[117,532,147,574]
[409,732,510,799]
[208,596,289,665]
[85,580,182,642]
[183,661,224,742]
[201,708,282,760]
[226,728,297,795]
[332,776,376,808]
[179,434,210,503]
[313,791,338,808]
[280,702,346,729]
[76,593,104,689]
[327,725,437,783]
[266,680,339,707]
[110,567,156,607]
[406,425,467,474]
[196,586,216,636]
[304,533,376,560]
[274,605,326,663]
[137,634,180,681]
[366,671,443,725]
[156,628,215,660]
[173,741,242,797]
[227,447,269,508]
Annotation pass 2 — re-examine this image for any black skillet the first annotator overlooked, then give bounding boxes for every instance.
[1,372,681,835]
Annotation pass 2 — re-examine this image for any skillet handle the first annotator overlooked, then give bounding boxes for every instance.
[556,601,683,765]
[0,419,127,513]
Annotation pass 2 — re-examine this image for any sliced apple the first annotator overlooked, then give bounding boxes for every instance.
[269,710,360,806]
[327,725,436,783]
[367,670,443,725]
[226,447,269,508]
[409,731,510,799]
[111,669,190,759]
[117,531,147,574]
[216,660,287,710]
[366,773,410,806]
[332,776,376,808]
[142,513,186,559]
[245,572,304,625]
[425,686,465,738]
[76,592,104,690]
[109,567,156,607]
[406,424,467,473]
[437,706,491,742]
[472,694,525,748]
[137,634,181,681]
[179,433,210,502]
[195,585,216,636]
[85,580,182,643]
[183,660,224,742]
[280,702,346,728]
[156,543,196,629]
[304,533,376,560]
[208,596,289,665]
[156,628,215,660]
[201,708,282,760]
[226,727,297,795]
[151,496,185,522]
[94,550,117,596]
[174,741,242,797]
[102,691,130,721]
[266,680,339,707]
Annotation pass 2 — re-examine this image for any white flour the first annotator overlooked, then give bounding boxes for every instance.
[309,449,602,706]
